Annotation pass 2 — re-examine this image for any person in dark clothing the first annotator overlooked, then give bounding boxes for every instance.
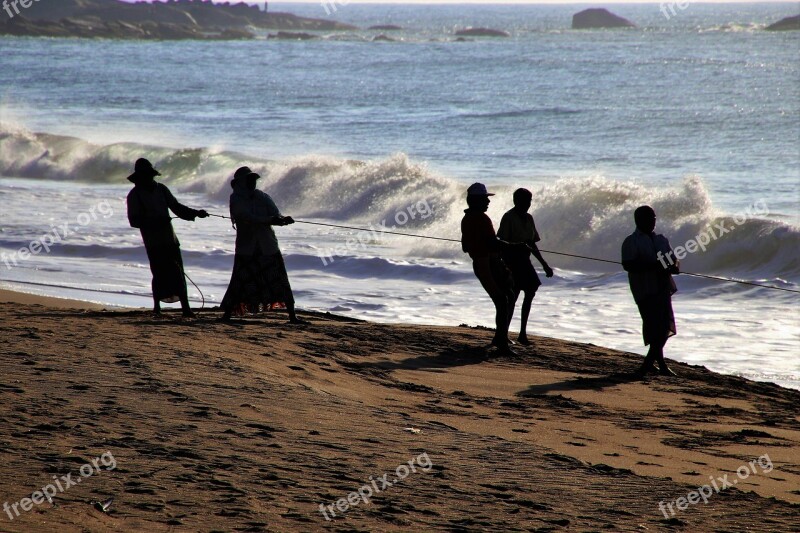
[621,205,679,377]
[219,167,304,324]
[126,158,208,317]
[460,182,530,356]
[497,188,554,345]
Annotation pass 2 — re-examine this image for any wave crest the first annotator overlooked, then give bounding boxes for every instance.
[2,124,796,282]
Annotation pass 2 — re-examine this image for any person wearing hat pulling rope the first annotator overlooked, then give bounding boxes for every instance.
[461,183,534,356]
[219,167,305,324]
[126,158,209,318]
[622,205,680,377]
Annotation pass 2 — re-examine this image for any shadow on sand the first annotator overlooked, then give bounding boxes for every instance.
[518,373,641,397]
[343,345,491,373]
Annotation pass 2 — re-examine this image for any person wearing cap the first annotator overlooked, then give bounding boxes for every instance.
[219,167,304,324]
[497,188,554,346]
[126,158,209,317]
[621,205,679,377]
[461,183,529,356]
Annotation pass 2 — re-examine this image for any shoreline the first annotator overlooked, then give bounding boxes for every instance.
[0,295,798,531]
[0,288,108,310]
[2,285,797,392]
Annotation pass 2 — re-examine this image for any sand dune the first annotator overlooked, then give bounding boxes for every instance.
[0,294,798,532]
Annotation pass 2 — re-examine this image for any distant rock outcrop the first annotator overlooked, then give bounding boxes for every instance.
[368,25,403,31]
[765,15,800,31]
[372,34,396,42]
[0,0,357,40]
[455,28,510,38]
[268,31,317,41]
[572,8,635,29]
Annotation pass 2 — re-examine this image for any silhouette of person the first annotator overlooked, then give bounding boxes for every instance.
[126,158,208,317]
[497,188,553,345]
[621,205,679,377]
[461,183,530,356]
[219,167,304,324]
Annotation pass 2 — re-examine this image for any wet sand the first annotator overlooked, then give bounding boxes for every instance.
[0,293,798,532]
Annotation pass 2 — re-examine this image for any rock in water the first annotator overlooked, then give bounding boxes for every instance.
[268,31,317,40]
[765,15,800,31]
[455,28,511,37]
[572,8,636,29]
[368,25,403,31]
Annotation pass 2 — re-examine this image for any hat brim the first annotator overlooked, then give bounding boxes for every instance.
[127,169,160,183]
[468,192,495,196]
[231,173,260,187]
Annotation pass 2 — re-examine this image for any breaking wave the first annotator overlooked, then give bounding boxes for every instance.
[1,124,797,283]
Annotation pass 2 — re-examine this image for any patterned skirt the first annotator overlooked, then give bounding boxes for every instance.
[221,251,294,314]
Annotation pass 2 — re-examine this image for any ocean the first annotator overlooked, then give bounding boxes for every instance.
[0,3,798,389]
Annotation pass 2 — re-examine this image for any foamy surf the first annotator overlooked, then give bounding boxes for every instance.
[2,124,797,283]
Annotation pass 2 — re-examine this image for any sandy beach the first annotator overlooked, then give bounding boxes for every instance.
[0,291,797,532]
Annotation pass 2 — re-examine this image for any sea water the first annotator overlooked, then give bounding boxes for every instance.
[1,3,798,389]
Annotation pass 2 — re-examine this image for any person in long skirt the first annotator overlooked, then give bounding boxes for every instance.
[219,167,304,324]
[126,158,208,317]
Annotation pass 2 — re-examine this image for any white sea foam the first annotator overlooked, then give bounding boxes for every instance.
[2,125,797,283]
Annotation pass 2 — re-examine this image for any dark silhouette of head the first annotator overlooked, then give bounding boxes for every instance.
[231,166,253,189]
[634,205,657,233]
[466,183,494,212]
[234,166,252,180]
[127,158,160,184]
[513,188,532,212]
[244,172,260,192]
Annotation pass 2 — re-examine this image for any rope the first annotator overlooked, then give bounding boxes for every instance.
[196,213,800,295]
[295,219,464,243]
[183,271,205,311]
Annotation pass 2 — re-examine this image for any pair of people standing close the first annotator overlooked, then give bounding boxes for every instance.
[126,159,300,323]
[460,183,553,356]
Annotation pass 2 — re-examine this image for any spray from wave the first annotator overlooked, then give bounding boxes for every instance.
[1,124,797,283]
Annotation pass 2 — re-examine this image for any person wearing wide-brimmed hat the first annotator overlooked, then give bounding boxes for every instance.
[219,167,304,324]
[126,158,209,317]
[460,183,530,356]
